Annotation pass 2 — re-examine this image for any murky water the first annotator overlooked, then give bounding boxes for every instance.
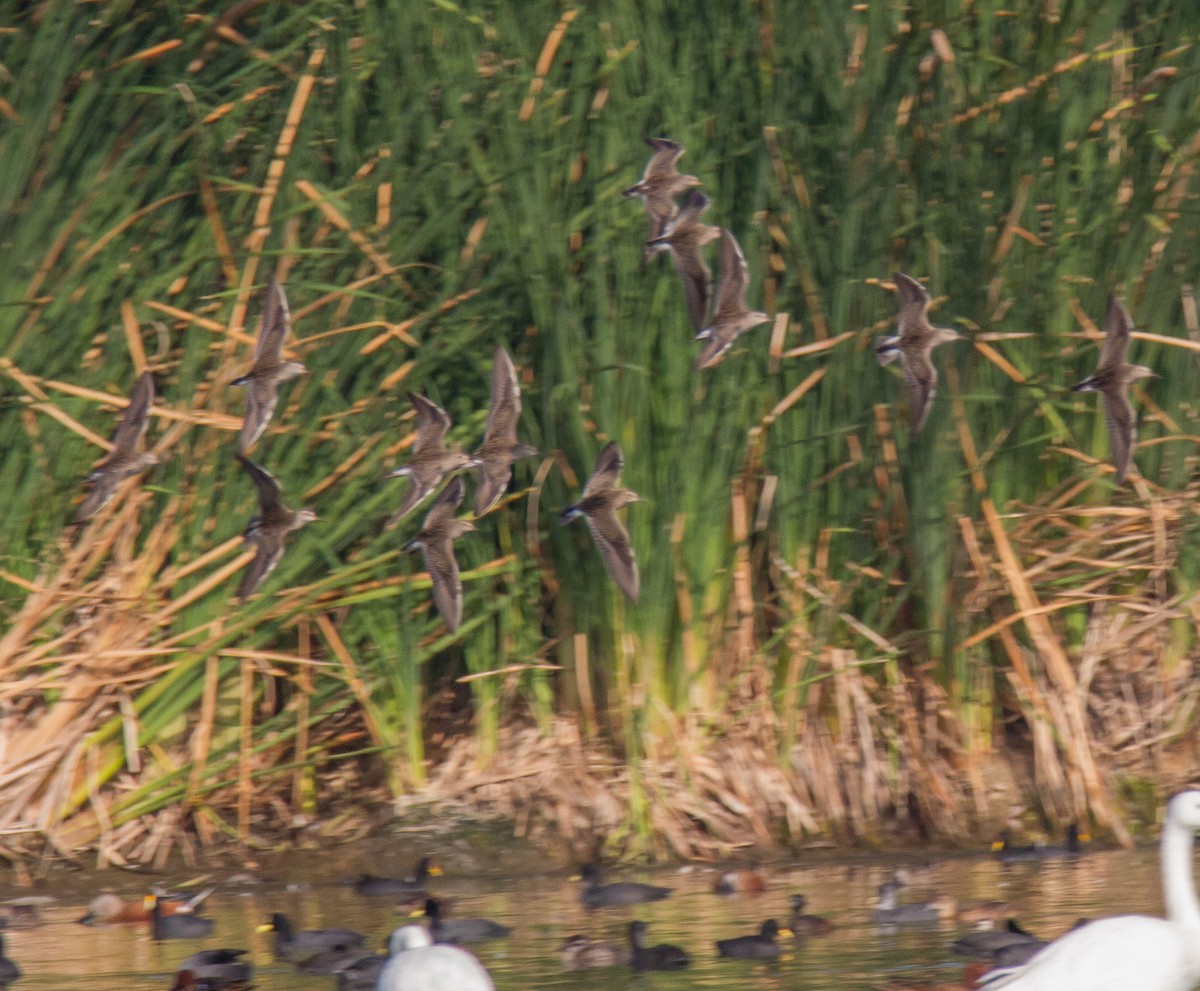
[6,836,1171,989]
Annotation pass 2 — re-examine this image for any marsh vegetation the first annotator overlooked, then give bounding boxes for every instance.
[1,0,1199,862]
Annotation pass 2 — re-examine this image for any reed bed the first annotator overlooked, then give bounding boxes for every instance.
[0,0,1199,863]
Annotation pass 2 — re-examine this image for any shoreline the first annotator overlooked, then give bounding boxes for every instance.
[5,692,1186,870]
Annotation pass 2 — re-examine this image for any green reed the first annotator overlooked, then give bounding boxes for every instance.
[2,0,1199,848]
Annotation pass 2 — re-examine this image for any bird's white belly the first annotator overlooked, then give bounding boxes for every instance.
[985,917,1200,991]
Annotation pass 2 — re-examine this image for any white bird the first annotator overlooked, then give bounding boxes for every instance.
[375,925,494,991]
[979,790,1200,991]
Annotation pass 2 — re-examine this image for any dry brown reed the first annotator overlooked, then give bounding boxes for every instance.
[2,401,1195,864]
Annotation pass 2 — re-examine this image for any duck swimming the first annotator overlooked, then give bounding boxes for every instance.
[994,823,1087,863]
[628,919,689,971]
[716,919,791,960]
[578,863,671,909]
[713,866,766,895]
[257,912,364,964]
[419,897,511,944]
[558,934,631,970]
[872,882,956,925]
[789,893,834,936]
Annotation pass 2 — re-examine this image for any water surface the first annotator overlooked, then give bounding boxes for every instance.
[7,838,1170,989]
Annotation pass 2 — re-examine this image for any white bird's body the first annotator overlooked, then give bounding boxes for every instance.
[375,925,494,991]
[981,791,1200,991]
[983,916,1198,991]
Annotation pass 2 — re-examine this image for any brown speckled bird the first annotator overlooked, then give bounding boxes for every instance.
[233,276,307,452]
[405,475,476,632]
[75,370,159,522]
[1071,295,1153,484]
[559,934,632,970]
[695,228,770,369]
[646,189,721,331]
[235,455,317,601]
[469,346,538,517]
[874,272,963,431]
[623,137,702,260]
[388,393,472,524]
[559,441,640,602]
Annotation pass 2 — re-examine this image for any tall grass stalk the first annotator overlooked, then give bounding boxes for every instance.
[1,0,1199,856]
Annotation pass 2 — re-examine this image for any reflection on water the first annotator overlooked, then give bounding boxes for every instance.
[6,840,1169,989]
